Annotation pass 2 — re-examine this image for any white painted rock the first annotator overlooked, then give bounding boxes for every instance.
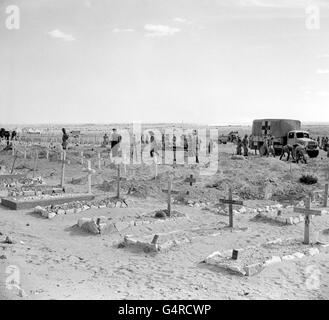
[264,256,281,266]
[239,207,247,214]
[47,212,56,219]
[309,248,320,256]
[293,252,305,259]
[57,209,65,215]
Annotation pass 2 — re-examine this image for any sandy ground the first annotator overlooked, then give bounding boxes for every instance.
[1,141,329,300]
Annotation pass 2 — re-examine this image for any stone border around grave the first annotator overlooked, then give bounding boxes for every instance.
[204,238,329,276]
[33,196,130,219]
[1,194,96,210]
[121,234,191,253]
[255,212,306,225]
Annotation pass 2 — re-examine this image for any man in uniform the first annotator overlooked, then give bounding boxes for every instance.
[242,134,249,156]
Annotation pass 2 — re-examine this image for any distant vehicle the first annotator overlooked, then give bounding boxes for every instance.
[250,119,319,158]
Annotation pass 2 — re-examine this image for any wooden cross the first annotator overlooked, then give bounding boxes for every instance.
[61,151,66,187]
[33,150,38,178]
[167,176,172,217]
[324,184,328,207]
[219,188,243,228]
[186,174,196,186]
[97,153,101,169]
[83,160,96,194]
[294,197,321,244]
[10,152,18,174]
[154,154,158,178]
[116,164,122,198]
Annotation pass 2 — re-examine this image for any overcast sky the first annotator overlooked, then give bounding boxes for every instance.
[0,0,328,125]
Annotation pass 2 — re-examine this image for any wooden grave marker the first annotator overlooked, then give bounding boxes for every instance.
[186,174,196,187]
[219,188,244,228]
[61,151,66,187]
[167,176,172,216]
[294,197,322,245]
[82,160,96,194]
[324,183,328,207]
[32,150,38,178]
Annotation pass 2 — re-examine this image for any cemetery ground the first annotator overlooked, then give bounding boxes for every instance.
[1,143,329,299]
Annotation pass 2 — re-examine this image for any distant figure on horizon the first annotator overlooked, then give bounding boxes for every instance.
[61,128,69,150]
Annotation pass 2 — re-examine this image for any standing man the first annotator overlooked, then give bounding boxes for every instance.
[193,129,200,163]
[183,133,188,165]
[242,134,249,157]
[149,132,159,158]
[236,137,242,155]
[172,132,177,165]
[61,128,69,150]
[110,128,120,157]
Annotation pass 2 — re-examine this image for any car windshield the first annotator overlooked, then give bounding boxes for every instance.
[296,132,309,139]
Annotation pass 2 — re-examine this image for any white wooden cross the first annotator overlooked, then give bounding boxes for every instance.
[324,184,328,207]
[219,188,244,228]
[294,197,322,244]
[61,150,66,187]
[80,151,84,164]
[154,154,158,178]
[98,152,101,170]
[83,160,96,194]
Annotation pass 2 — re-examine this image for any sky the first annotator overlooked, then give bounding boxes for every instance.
[0,0,329,125]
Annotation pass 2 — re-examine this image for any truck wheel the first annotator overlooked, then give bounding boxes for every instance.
[307,150,319,158]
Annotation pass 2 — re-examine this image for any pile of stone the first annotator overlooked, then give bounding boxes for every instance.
[173,198,210,208]
[33,197,128,219]
[78,216,108,234]
[255,203,328,225]
[203,205,251,215]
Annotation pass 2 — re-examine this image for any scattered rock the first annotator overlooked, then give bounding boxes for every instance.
[4,236,15,244]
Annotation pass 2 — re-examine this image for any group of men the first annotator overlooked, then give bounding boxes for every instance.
[236,134,250,156]
[0,128,17,149]
[317,136,329,150]
[234,133,307,163]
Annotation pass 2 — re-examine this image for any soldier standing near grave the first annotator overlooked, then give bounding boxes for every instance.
[102,133,109,147]
[183,133,188,164]
[110,128,121,157]
[4,130,10,147]
[236,137,242,155]
[172,132,177,164]
[149,132,159,158]
[61,128,69,150]
[268,136,276,157]
[130,133,137,162]
[11,130,17,141]
[192,130,200,163]
[242,134,249,157]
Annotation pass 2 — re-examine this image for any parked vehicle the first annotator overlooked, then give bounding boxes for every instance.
[250,119,319,158]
